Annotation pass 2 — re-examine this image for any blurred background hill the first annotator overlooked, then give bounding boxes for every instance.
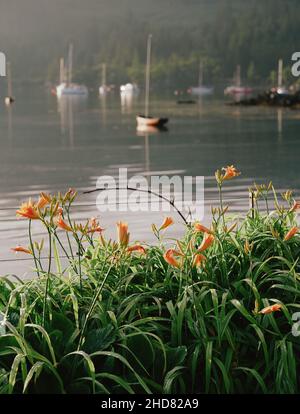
[0,0,299,88]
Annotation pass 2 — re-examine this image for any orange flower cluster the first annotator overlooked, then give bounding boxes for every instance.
[116,221,146,254]
[163,224,215,269]
[16,199,41,220]
[215,165,241,184]
[222,165,241,181]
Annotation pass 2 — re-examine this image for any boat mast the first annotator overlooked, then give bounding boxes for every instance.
[198,61,204,87]
[68,43,73,85]
[278,58,283,88]
[145,34,152,118]
[102,63,107,87]
[236,65,241,87]
[59,57,65,84]
[7,61,12,97]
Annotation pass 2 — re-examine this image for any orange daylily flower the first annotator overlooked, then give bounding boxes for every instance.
[192,253,206,268]
[16,199,40,220]
[198,232,215,252]
[11,246,32,255]
[222,165,241,181]
[284,226,298,241]
[87,217,104,234]
[163,249,183,268]
[159,217,174,231]
[127,244,146,254]
[117,221,130,247]
[56,214,73,232]
[289,200,300,213]
[194,223,213,234]
[36,192,51,209]
[259,303,282,315]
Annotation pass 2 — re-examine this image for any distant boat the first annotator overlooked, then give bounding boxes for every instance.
[136,34,168,129]
[56,44,88,98]
[120,83,139,95]
[224,65,253,96]
[275,59,289,95]
[99,63,113,95]
[188,61,214,96]
[4,62,14,106]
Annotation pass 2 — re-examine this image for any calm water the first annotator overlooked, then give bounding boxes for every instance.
[0,87,299,276]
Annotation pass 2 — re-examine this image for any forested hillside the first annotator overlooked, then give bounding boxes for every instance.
[0,0,299,87]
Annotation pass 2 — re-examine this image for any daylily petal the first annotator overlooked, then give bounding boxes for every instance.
[284,227,298,241]
[198,232,215,252]
[259,304,282,314]
[159,217,174,231]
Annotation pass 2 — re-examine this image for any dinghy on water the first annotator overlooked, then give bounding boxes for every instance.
[56,44,88,98]
[136,34,168,129]
[136,115,168,128]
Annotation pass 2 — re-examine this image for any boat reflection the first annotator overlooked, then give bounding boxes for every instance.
[57,95,87,147]
[120,91,138,114]
[136,124,168,135]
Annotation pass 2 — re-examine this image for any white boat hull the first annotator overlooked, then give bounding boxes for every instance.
[56,83,88,98]
[189,86,214,96]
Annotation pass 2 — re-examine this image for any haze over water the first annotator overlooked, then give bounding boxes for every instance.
[0,88,299,276]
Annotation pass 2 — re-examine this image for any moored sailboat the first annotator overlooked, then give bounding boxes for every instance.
[188,61,214,96]
[56,44,88,98]
[224,65,253,96]
[136,34,168,129]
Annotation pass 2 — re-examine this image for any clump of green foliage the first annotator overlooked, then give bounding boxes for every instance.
[0,168,300,394]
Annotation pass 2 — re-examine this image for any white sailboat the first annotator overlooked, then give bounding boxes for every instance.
[99,63,113,95]
[136,34,168,129]
[224,65,253,96]
[275,59,289,95]
[120,83,139,95]
[188,61,214,96]
[4,62,14,106]
[56,44,88,98]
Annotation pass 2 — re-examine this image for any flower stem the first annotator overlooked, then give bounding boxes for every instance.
[42,228,52,327]
[28,220,40,277]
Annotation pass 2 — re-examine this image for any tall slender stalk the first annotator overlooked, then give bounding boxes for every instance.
[218,183,226,228]
[28,220,40,277]
[42,228,52,327]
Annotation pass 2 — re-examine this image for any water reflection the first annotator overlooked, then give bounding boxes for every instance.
[277,108,283,142]
[120,91,137,114]
[6,104,13,144]
[99,93,107,126]
[57,95,87,147]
